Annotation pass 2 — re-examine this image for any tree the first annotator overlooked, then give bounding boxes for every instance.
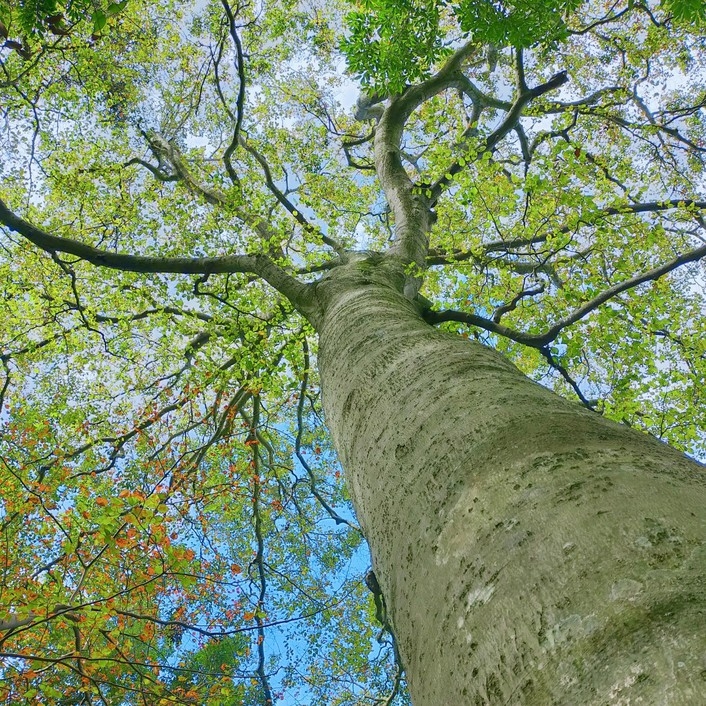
[1,0,706,703]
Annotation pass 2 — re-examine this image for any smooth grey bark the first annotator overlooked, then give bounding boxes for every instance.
[314,256,706,705]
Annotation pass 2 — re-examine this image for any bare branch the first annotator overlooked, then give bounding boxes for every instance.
[343,127,376,170]
[295,338,362,533]
[492,282,545,322]
[539,346,597,410]
[515,47,527,93]
[248,395,276,705]
[567,5,633,35]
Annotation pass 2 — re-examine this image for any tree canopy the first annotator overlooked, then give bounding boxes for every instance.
[1,0,705,703]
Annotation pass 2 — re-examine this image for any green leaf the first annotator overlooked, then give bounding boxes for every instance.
[661,0,706,22]
[92,9,107,33]
[107,1,129,17]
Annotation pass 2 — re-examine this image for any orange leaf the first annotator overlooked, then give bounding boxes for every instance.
[95,497,109,507]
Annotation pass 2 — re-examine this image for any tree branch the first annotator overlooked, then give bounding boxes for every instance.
[492,282,545,322]
[373,41,481,269]
[295,338,362,532]
[123,157,179,182]
[534,242,706,346]
[133,132,290,262]
[424,307,538,346]
[248,395,276,706]
[238,135,344,253]
[539,346,597,410]
[427,242,706,348]
[220,0,246,186]
[428,70,570,204]
[427,200,706,265]
[141,130,230,206]
[0,198,316,317]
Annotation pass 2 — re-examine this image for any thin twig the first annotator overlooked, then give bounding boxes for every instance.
[295,338,362,533]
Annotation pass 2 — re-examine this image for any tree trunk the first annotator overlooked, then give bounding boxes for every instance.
[315,258,706,705]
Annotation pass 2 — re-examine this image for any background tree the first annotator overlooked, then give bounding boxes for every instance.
[1,0,705,703]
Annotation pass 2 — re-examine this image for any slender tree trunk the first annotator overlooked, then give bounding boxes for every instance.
[315,258,706,705]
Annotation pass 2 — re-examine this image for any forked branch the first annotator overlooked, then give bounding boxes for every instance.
[428,69,569,204]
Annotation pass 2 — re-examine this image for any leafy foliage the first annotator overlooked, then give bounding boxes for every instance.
[0,0,705,702]
[342,0,585,92]
[341,0,706,92]
[663,0,706,22]
[342,0,449,93]
[0,0,129,61]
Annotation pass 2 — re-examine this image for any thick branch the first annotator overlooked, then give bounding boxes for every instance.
[0,199,316,317]
[373,41,480,268]
[427,242,706,348]
[220,0,246,185]
[428,70,570,204]
[424,307,537,346]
